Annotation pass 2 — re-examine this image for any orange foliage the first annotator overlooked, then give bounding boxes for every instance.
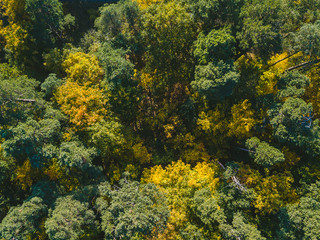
[55,80,107,130]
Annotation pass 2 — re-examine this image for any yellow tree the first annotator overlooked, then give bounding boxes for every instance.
[44,159,80,192]
[305,61,320,118]
[196,104,230,158]
[55,80,107,130]
[170,133,211,163]
[0,0,28,57]
[239,166,297,215]
[55,51,107,130]
[62,52,104,86]
[256,52,303,96]
[135,0,162,9]
[256,53,290,95]
[228,99,257,139]
[142,160,219,239]
[15,159,41,191]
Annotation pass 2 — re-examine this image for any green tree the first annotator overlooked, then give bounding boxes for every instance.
[2,118,61,167]
[193,27,236,64]
[217,182,255,222]
[25,0,66,46]
[285,20,320,58]
[0,73,44,126]
[140,1,197,84]
[45,195,98,240]
[276,71,310,100]
[192,187,226,227]
[0,152,18,221]
[96,178,169,239]
[96,43,140,124]
[97,43,134,88]
[58,141,96,169]
[191,61,239,102]
[220,212,266,240]
[89,120,126,163]
[268,97,320,156]
[184,0,243,30]
[245,137,285,167]
[0,197,48,240]
[295,0,320,24]
[238,0,291,57]
[95,0,140,48]
[278,181,320,239]
[41,73,64,99]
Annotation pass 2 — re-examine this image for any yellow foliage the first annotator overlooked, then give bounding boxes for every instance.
[188,162,218,191]
[132,142,152,164]
[63,52,104,85]
[171,133,211,163]
[55,81,107,130]
[281,147,301,167]
[256,53,290,95]
[197,112,211,132]
[197,106,227,136]
[109,165,121,184]
[254,173,297,214]
[0,0,26,20]
[0,0,28,55]
[137,70,157,88]
[0,23,27,50]
[163,116,179,139]
[142,160,219,239]
[163,124,175,139]
[182,142,211,163]
[195,104,230,158]
[135,0,162,9]
[62,132,72,142]
[228,99,256,139]
[256,52,304,96]
[235,53,263,70]
[172,133,196,150]
[125,164,139,179]
[305,61,320,117]
[44,159,64,181]
[43,47,72,75]
[15,159,40,190]
[44,159,80,192]
[30,217,47,240]
[239,166,297,214]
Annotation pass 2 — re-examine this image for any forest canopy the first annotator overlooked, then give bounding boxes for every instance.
[1,0,320,239]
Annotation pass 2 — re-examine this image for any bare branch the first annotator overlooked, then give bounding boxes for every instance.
[269,52,299,67]
[286,59,320,71]
[15,98,36,103]
[237,147,256,154]
[217,161,247,192]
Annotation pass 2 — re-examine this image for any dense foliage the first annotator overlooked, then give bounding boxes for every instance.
[1,0,320,239]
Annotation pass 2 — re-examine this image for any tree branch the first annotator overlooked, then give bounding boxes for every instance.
[16,98,36,102]
[269,52,299,67]
[237,147,256,154]
[217,161,247,192]
[286,59,320,71]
